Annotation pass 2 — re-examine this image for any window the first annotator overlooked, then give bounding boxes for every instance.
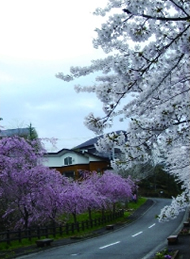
[64,156,72,165]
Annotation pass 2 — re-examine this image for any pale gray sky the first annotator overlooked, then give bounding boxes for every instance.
[0,0,127,151]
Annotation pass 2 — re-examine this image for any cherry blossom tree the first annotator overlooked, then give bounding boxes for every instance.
[61,174,108,223]
[80,171,134,212]
[62,171,133,222]
[95,171,134,212]
[79,173,108,221]
[158,144,189,221]
[60,180,90,224]
[57,0,190,220]
[0,136,65,229]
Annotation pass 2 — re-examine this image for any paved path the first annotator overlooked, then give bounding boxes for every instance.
[15,198,186,259]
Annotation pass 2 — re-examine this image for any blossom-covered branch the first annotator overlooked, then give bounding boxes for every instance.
[57,0,190,221]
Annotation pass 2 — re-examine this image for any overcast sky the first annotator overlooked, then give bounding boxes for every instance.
[0,0,127,151]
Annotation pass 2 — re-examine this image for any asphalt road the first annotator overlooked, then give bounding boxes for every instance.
[17,198,185,259]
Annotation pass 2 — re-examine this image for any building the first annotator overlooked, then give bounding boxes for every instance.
[1,128,125,179]
[0,125,38,140]
[44,130,126,179]
[43,148,110,179]
[73,130,127,159]
[0,128,31,138]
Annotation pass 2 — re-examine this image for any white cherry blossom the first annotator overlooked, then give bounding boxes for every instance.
[57,0,190,221]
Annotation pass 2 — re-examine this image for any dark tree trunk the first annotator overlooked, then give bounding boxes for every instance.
[88,207,92,221]
[24,207,29,229]
[113,203,116,213]
[72,212,77,224]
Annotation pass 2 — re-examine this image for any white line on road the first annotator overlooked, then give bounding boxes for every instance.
[148,223,156,228]
[99,241,120,249]
[132,231,143,237]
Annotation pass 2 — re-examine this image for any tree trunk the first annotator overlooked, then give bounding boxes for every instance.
[101,207,105,218]
[24,206,29,229]
[88,208,92,221]
[72,212,77,224]
[113,203,116,213]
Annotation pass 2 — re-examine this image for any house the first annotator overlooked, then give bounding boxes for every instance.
[72,135,108,158]
[1,128,125,179]
[73,130,127,160]
[44,130,126,179]
[43,148,110,180]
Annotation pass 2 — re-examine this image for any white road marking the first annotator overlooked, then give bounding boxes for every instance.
[148,223,156,228]
[132,231,143,237]
[99,241,120,249]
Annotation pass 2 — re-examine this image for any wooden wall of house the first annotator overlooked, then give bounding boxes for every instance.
[51,160,110,180]
[89,161,110,172]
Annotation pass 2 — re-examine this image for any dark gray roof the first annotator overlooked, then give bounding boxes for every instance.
[73,136,99,149]
[73,130,127,150]
[0,128,30,137]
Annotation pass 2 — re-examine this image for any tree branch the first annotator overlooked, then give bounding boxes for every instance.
[169,0,190,16]
[123,9,190,21]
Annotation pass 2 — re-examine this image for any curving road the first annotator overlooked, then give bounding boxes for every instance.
[17,198,185,259]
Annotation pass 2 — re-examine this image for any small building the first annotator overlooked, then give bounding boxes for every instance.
[43,148,110,180]
[0,128,31,138]
[0,125,38,140]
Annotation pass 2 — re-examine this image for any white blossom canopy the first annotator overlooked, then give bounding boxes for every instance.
[57,0,190,220]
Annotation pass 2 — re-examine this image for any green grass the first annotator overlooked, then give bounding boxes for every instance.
[0,197,147,254]
[128,196,147,210]
[61,209,122,223]
[124,197,147,218]
[0,238,37,251]
[64,197,147,223]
